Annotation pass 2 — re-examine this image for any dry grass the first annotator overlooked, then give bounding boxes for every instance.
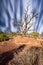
[8,46,43,65]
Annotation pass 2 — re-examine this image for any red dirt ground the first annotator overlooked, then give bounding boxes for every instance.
[0,35,43,54]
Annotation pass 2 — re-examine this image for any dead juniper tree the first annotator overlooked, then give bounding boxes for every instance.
[18,5,39,34]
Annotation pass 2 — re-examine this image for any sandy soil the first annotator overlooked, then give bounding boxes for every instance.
[0,35,43,54]
[0,35,43,65]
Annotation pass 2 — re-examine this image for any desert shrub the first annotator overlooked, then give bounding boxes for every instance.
[0,32,3,34]
[6,32,17,38]
[0,32,9,42]
[30,32,39,37]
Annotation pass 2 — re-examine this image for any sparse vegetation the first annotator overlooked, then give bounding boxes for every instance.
[30,32,40,37]
[0,32,9,42]
[6,32,16,38]
[0,31,40,42]
[8,47,43,65]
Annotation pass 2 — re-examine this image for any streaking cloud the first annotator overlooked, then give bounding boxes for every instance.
[32,0,43,34]
[0,0,43,34]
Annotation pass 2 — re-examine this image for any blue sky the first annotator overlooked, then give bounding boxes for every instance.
[32,0,43,34]
[0,0,43,34]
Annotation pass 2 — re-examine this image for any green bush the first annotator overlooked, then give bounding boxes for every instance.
[6,32,17,38]
[30,32,39,37]
[0,32,9,42]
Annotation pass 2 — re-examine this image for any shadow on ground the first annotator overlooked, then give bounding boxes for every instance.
[0,44,25,65]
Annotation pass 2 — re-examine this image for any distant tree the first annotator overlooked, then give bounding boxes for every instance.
[18,5,39,34]
[12,4,39,34]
